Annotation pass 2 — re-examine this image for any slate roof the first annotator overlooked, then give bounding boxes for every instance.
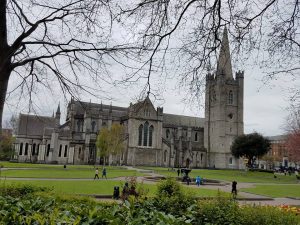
[17,114,56,136]
[70,101,128,118]
[267,135,287,142]
[163,113,204,128]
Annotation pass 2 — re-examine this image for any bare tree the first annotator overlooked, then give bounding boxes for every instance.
[284,105,300,163]
[117,0,300,103]
[1,0,299,132]
[0,0,142,131]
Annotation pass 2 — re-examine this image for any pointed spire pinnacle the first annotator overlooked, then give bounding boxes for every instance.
[216,27,233,79]
[56,103,61,114]
[52,111,54,117]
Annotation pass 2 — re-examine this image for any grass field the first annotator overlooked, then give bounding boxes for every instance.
[241,184,300,198]
[0,179,227,197]
[138,167,299,184]
[0,161,124,169]
[0,168,143,179]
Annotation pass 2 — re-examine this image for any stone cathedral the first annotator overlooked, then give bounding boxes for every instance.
[13,29,244,169]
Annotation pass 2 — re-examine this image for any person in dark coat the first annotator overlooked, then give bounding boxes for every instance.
[231,181,237,197]
[102,168,107,179]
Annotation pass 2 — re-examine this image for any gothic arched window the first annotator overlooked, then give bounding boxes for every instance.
[164,150,167,162]
[229,157,233,165]
[91,121,96,132]
[59,145,62,157]
[138,124,143,146]
[37,144,40,156]
[78,147,82,159]
[166,129,170,139]
[64,145,68,157]
[32,143,36,155]
[228,90,233,105]
[195,132,198,142]
[143,121,149,146]
[24,143,28,155]
[47,144,50,156]
[19,143,23,155]
[149,125,154,146]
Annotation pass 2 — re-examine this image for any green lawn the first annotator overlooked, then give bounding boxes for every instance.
[0,179,227,197]
[139,167,299,184]
[241,184,300,198]
[0,161,125,169]
[0,167,143,179]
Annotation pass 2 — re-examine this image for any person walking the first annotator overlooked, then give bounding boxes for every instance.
[102,167,107,179]
[121,182,130,201]
[231,181,237,199]
[177,168,180,177]
[94,168,99,180]
[196,176,201,187]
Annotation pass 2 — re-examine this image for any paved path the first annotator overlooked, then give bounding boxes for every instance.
[1,166,300,206]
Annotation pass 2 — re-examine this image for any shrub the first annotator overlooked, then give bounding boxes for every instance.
[154,177,195,215]
[0,184,51,197]
[195,198,300,225]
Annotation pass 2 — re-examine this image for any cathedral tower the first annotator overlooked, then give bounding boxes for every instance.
[204,28,244,169]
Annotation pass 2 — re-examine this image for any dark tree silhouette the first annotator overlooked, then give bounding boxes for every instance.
[0,0,139,131]
[1,0,300,132]
[231,132,271,167]
[118,0,300,104]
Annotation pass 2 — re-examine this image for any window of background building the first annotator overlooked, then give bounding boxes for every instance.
[138,122,154,147]
[228,90,233,105]
[37,144,40,155]
[91,121,96,132]
[47,144,50,156]
[78,147,82,159]
[166,129,170,139]
[64,145,68,157]
[143,121,149,146]
[164,150,167,162]
[59,145,62,157]
[138,124,143,146]
[149,125,153,146]
[24,143,28,155]
[19,143,23,155]
[32,143,36,155]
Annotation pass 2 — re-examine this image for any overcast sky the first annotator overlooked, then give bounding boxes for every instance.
[3,62,294,137]
[3,0,298,136]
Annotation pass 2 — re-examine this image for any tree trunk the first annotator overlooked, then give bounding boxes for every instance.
[0,74,10,131]
[0,0,10,132]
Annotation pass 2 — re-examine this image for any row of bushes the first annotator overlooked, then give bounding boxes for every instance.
[0,179,299,225]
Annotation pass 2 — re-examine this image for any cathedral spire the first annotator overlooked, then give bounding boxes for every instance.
[56,103,60,115]
[216,27,233,79]
[55,103,61,127]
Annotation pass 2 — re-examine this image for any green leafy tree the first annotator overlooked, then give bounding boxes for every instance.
[231,133,271,167]
[96,127,110,166]
[0,132,15,160]
[110,124,125,156]
[96,123,125,165]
